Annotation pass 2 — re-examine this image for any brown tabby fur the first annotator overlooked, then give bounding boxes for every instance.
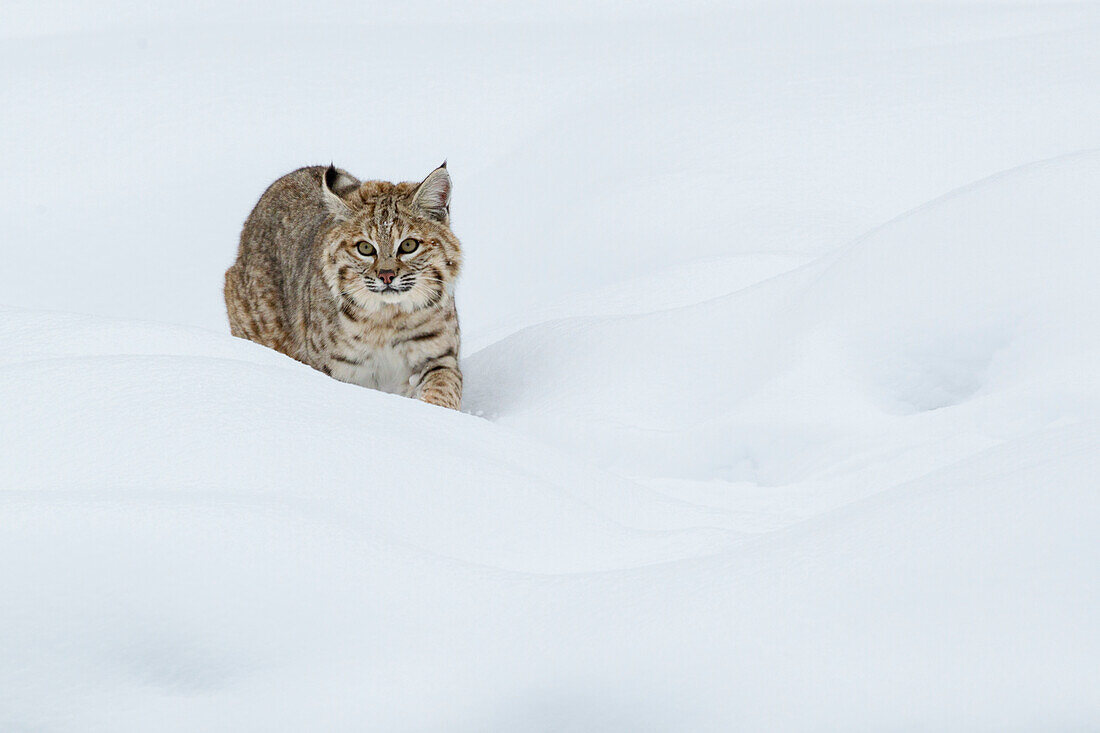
[224,164,463,409]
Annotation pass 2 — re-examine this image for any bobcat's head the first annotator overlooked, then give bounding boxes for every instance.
[319,163,462,313]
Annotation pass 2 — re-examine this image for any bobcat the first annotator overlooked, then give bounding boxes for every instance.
[224,163,463,409]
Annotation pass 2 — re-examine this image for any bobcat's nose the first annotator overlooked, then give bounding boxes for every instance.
[378,270,397,285]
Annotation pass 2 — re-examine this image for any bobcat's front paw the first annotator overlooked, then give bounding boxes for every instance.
[418,388,461,410]
[411,363,462,410]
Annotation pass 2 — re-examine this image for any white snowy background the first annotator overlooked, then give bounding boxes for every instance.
[1,1,1099,730]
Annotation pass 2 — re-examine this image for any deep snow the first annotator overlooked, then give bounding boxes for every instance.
[2,2,1099,730]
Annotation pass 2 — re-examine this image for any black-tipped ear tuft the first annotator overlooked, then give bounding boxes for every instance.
[440,160,447,169]
[324,163,340,191]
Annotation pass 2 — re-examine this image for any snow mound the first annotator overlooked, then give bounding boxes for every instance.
[0,308,744,576]
[466,151,1100,515]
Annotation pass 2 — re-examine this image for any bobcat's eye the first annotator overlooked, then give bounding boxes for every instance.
[398,238,420,255]
[355,241,376,257]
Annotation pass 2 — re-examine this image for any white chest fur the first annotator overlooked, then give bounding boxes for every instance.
[328,345,415,396]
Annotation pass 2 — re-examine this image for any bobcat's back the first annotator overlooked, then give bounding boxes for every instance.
[224,166,341,359]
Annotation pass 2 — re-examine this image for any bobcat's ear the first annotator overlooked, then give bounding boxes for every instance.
[411,162,451,222]
[321,164,358,217]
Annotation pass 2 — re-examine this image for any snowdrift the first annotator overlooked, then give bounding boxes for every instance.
[2,149,1098,730]
[4,2,1100,729]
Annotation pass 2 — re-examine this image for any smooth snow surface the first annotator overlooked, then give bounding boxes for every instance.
[2,2,1099,730]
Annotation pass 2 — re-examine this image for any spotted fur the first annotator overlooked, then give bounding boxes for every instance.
[224,164,463,409]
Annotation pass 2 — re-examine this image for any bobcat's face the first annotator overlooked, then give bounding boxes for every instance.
[321,165,462,313]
